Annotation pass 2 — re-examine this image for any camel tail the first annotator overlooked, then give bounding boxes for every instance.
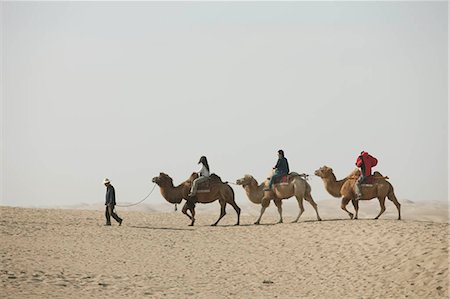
[387,185,398,202]
[387,184,402,220]
[228,183,235,199]
[305,180,312,197]
[222,182,236,202]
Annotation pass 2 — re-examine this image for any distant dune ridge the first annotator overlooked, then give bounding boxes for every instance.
[1,200,448,298]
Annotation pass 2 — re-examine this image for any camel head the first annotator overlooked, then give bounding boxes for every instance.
[314,166,334,179]
[152,172,174,187]
[236,175,257,188]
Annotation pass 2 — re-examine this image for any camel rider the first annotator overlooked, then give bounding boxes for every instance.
[265,149,290,191]
[355,151,378,199]
[188,156,210,197]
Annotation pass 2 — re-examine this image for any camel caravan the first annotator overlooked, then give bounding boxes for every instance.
[151,150,401,226]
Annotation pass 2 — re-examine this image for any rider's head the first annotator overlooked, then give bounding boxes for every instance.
[198,156,207,165]
[198,156,210,171]
[278,149,284,157]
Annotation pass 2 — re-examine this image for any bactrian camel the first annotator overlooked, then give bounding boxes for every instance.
[314,166,401,220]
[236,173,321,224]
[152,172,241,226]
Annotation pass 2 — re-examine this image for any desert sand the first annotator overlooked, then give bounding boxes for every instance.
[1,199,448,298]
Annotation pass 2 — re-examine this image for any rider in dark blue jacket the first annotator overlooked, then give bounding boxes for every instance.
[265,150,290,191]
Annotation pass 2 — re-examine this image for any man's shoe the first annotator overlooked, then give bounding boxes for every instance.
[105,223,111,226]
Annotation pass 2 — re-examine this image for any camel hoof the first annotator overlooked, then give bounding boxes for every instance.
[374,217,379,220]
[211,223,217,227]
[254,221,260,225]
[317,218,322,221]
[291,220,298,224]
[235,223,240,226]
[349,214,354,219]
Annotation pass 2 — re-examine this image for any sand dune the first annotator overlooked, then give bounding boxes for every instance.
[1,202,448,298]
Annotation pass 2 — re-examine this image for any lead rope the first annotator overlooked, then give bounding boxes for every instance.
[115,183,157,207]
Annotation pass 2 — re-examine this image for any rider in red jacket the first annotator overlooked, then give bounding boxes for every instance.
[355,151,378,199]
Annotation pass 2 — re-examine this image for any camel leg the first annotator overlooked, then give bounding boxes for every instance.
[255,199,270,225]
[341,197,354,219]
[183,200,196,226]
[274,199,283,224]
[254,206,267,225]
[181,202,192,220]
[293,196,305,223]
[387,189,401,220]
[187,199,196,226]
[305,193,322,221]
[228,200,241,225]
[189,207,196,226]
[351,199,359,220]
[374,197,386,220]
[212,200,226,226]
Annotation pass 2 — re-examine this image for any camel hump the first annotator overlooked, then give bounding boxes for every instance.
[373,171,389,180]
[289,172,309,180]
[209,173,223,183]
[346,169,361,180]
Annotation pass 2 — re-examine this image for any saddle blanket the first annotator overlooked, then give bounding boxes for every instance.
[274,175,290,186]
[196,189,211,193]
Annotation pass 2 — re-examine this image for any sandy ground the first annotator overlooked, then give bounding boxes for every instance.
[1,199,449,298]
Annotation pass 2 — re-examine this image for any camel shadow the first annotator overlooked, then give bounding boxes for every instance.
[302,218,401,223]
[216,218,390,226]
[129,225,194,231]
[302,218,353,223]
[129,219,402,230]
[205,223,278,228]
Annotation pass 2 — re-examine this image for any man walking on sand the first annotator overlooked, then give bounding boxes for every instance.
[103,178,123,226]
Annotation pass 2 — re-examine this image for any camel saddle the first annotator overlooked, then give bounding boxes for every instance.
[270,172,308,187]
[273,174,290,186]
[361,175,376,187]
[196,173,223,193]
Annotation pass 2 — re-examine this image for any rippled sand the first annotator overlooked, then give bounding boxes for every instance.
[1,204,448,298]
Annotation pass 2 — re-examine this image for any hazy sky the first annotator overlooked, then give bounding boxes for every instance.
[1,1,448,208]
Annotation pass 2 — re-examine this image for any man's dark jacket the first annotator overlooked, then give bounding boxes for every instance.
[105,185,116,206]
[275,157,290,175]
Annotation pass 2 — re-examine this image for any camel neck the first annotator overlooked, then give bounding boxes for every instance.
[243,182,264,204]
[159,183,185,204]
[323,173,346,198]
